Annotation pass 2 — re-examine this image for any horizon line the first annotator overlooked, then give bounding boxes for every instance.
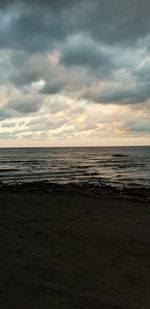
[0,145,149,149]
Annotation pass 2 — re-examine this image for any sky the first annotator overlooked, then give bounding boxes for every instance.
[0,0,150,147]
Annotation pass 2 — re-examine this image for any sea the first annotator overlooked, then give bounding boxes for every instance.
[0,146,150,188]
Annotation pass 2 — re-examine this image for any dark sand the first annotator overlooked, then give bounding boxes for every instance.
[0,185,150,308]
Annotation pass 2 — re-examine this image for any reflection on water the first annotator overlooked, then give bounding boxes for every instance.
[0,146,149,188]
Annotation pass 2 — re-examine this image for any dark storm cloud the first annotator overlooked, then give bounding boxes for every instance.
[59,36,113,74]
[0,0,150,53]
[0,0,80,9]
[0,0,82,54]
[0,0,150,111]
[81,0,150,46]
[40,80,65,95]
[0,9,65,52]
[0,0,149,59]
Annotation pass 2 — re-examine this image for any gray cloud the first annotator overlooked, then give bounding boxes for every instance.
[7,95,43,113]
[0,132,17,139]
[0,1,74,53]
[48,100,69,114]
[0,1,149,77]
[8,52,53,86]
[131,120,150,133]
[0,0,149,104]
[0,0,150,140]
[60,36,113,73]
[40,80,65,94]
[0,107,15,120]
[0,0,150,54]
[84,81,150,104]
[26,116,68,132]
[84,57,150,104]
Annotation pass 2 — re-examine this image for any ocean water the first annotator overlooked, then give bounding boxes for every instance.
[0,146,149,188]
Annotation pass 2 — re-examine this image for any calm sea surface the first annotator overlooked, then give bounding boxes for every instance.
[0,146,149,188]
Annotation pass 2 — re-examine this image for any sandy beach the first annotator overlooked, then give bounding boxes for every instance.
[0,185,150,308]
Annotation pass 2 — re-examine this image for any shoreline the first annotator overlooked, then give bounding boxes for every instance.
[0,181,150,202]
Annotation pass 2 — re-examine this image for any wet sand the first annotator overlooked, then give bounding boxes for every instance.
[0,185,150,308]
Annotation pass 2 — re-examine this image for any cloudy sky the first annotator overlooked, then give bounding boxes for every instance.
[0,0,150,146]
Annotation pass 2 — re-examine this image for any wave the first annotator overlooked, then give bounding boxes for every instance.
[0,147,149,188]
[112,154,129,158]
